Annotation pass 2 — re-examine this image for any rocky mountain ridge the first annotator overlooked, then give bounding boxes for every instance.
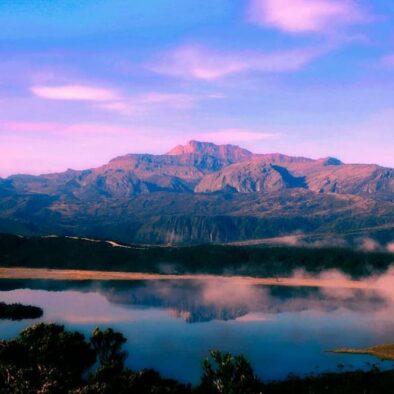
[0,141,393,245]
[2,140,393,199]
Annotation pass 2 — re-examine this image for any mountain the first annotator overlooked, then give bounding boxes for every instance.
[195,162,307,193]
[195,158,394,196]
[167,140,253,165]
[0,140,393,245]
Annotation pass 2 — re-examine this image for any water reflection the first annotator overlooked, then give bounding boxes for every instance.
[106,280,391,323]
[0,279,388,323]
[1,276,394,383]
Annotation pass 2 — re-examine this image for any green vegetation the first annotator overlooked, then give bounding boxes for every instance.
[1,323,394,393]
[0,233,393,278]
[0,302,43,320]
[332,344,394,361]
[198,351,262,394]
[0,323,190,394]
[0,324,95,393]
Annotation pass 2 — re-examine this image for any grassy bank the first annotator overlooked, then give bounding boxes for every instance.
[0,267,378,290]
[332,344,394,361]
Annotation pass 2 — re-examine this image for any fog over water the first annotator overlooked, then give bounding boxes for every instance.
[1,269,394,383]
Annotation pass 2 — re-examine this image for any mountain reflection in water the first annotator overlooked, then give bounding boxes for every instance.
[0,278,387,323]
[2,274,394,383]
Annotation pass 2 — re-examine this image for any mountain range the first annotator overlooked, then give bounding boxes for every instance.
[1,140,393,246]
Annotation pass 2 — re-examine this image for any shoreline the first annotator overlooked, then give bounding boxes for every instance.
[0,267,377,289]
[331,344,394,361]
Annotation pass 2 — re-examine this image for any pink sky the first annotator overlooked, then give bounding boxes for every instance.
[0,0,393,176]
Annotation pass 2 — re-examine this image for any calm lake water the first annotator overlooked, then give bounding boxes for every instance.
[1,277,394,384]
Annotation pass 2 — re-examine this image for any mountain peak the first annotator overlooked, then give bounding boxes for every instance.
[317,157,343,166]
[167,140,253,159]
[168,140,214,155]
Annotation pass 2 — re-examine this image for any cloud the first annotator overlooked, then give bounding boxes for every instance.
[2,121,60,133]
[139,92,195,107]
[95,92,197,116]
[0,121,179,176]
[196,129,280,144]
[31,84,120,101]
[96,101,137,116]
[358,237,381,252]
[1,121,132,136]
[248,0,366,34]
[149,44,324,80]
[0,289,142,324]
[30,83,197,116]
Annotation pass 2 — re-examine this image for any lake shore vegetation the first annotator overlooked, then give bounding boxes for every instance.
[1,323,394,393]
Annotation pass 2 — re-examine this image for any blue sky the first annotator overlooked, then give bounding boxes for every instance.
[0,0,393,175]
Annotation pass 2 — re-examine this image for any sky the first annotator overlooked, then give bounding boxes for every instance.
[0,0,394,176]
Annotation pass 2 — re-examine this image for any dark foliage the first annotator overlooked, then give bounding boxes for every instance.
[0,323,96,393]
[198,350,263,394]
[264,368,394,394]
[90,327,127,367]
[1,323,394,393]
[0,323,191,394]
[0,301,43,320]
[0,233,393,278]
[77,366,191,394]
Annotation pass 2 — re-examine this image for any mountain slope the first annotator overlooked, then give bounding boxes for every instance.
[195,162,307,193]
[4,140,394,199]
[1,140,393,245]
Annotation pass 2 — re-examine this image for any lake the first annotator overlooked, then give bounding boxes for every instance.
[1,277,394,384]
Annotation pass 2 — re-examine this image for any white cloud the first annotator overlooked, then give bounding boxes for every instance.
[248,0,366,34]
[30,83,198,116]
[95,92,197,115]
[31,84,120,101]
[149,44,324,80]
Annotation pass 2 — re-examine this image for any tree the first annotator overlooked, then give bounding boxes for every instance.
[90,327,127,367]
[198,350,263,394]
[84,328,191,393]
[0,323,95,393]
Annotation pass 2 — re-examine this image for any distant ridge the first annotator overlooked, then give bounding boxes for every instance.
[0,140,393,245]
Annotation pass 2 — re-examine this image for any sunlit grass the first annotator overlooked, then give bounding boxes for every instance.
[332,344,394,360]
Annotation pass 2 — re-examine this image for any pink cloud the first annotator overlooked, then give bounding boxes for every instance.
[95,101,137,116]
[248,0,366,34]
[149,44,324,80]
[30,82,198,116]
[0,122,176,176]
[2,121,60,133]
[150,45,244,80]
[196,129,280,143]
[1,121,132,135]
[31,84,120,101]
[96,92,197,115]
[0,289,146,324]
[139,92,195,107]
[358,237,381,252]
